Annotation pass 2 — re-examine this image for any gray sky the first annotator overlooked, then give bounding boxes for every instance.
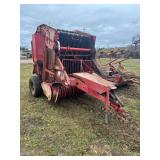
[20,4,140,48]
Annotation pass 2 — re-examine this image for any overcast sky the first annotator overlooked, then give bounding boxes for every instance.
[20,4,140,48]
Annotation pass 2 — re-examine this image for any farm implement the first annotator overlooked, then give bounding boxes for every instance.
[29,24,125,123]
[97,58,140,86]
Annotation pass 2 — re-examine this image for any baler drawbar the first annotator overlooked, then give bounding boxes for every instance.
[29,24,125,123]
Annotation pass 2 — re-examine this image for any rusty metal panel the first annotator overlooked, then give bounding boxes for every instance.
[73,72,116,89]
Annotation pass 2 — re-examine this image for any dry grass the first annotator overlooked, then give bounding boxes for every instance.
[20,59,140,156]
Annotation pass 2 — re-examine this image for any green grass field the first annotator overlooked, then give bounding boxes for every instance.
[20,59,140,156]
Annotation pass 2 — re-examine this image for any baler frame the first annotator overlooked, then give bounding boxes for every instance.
[29,24,125,123]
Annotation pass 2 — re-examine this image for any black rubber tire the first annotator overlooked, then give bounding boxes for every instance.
[29,75,42,97]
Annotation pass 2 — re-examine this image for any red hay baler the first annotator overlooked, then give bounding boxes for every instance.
[29,24,125,123]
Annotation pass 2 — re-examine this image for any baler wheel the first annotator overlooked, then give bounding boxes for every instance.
[29,75,42,97]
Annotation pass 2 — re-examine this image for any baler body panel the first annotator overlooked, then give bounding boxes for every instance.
[32,33,44,63]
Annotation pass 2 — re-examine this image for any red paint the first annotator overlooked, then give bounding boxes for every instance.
[60,47,91,52]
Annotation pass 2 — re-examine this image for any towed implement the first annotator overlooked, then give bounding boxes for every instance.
[101,58,140,86]
[29,24,125,123]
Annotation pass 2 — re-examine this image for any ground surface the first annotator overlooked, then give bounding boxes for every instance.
[20,59,140,156]
[20,58,32,64]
